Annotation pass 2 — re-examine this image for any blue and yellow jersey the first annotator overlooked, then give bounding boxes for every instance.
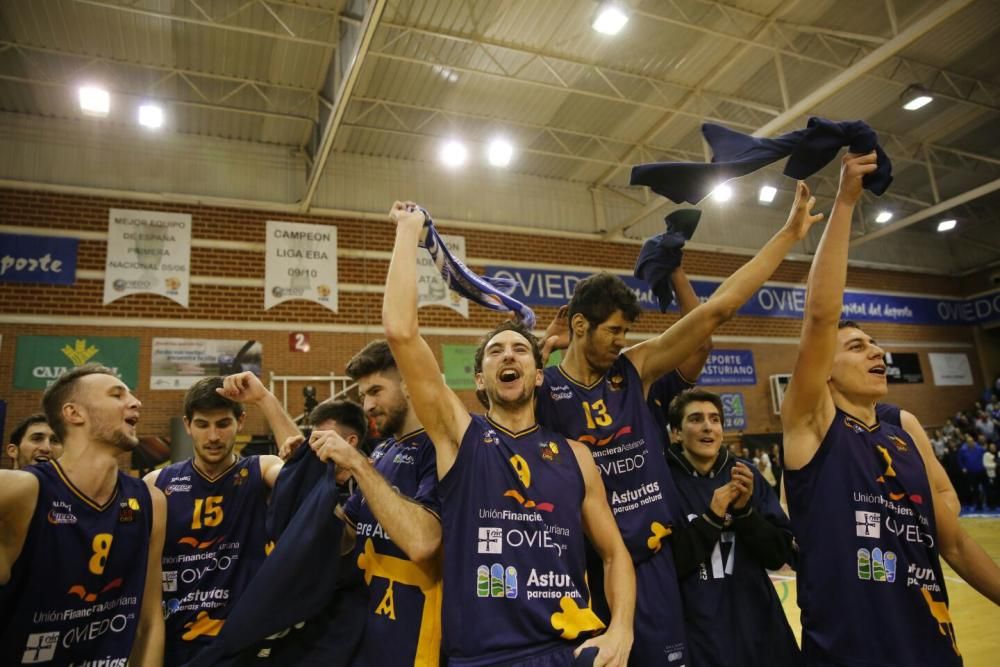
[785,408,962,667]
[439,415,603,666]
[0,461,152,666]
[341,430,442,667]
[155,456,270,666]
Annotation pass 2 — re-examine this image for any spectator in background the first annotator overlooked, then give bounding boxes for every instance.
[757,452,778,489]
[941,440,967,506]
[942,418,960,441]
[5,413,62,469]
[974,412,996,441]
[957,435,988,512]
[984,443,997,510]
[930,429,948,460]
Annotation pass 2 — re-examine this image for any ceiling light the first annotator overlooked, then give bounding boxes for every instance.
[711,183,733,203]
[79,86,110,116]
[439,140,467,168]
[875,211,893,223]
[936,219,956,232]
[487,139,514,167]
[758,185,777,203]
[138,104,163,129]
[593,5,629,35]
[902,84,933,111]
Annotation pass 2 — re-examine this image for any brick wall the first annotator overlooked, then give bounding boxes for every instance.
[1,188,987,466]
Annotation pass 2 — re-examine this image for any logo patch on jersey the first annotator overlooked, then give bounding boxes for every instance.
[856,547,896,583]
[549,385,573,401]
[907,563,941,592]
[855,511,881,538]
[482,429,499,445]
[539,440,561,462]
[163,570,178,593]
[118,497,140,523]
[232,468,249,486]
[178,535,224,550]
[576,425,633,448]
[182,611,225,640]
[67,577,123,603]
[888,435,909,452]
[607,374,625,391]
[47,499,78,525]
[21,631,60,663]
[164,484,192,495]
[478,527,503,554]
[476,563,517,598]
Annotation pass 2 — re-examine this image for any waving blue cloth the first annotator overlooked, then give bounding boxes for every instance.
[417,207,536,328]
[630,117,893,204]
[634,209,701,312]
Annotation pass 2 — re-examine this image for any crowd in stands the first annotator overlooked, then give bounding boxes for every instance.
[931,389,1000,512]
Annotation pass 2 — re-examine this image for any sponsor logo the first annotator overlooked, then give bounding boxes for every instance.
[607,374,625,391]
[178,536,223,550]
[67,578,124,603]
[59,613,132,650]
[162,570,178,593]
[47,503,78,524]
[478,527,503,554]
[392,452,417,465]
[504,454,556,512]
[525,568,581,599]
[476,563,518,598]
[164,484,192,495]
[907,563,942,592]
[113,278,152,292]
[855,511,881,538]
[857,547,896,583]
[548,385,573,401]
[164,277,182,292]
[599,452,645,476]
[182,611,225,641]
[885,516,935,547]
[577,425,633,448]
[610,481,662,515]
[118,498,140,523]
[232,468,250,486]
[482,429,499,445]
[356,521,392,540]
[888,435,909,452]
[22,631,59,663]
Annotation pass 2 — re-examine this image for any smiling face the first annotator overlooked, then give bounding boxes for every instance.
[829,326,888,401]
[7,422,62,468]
[186,408,244,468]
[674,400,724,469]
[475,329,543,411]
[76,373,143,451]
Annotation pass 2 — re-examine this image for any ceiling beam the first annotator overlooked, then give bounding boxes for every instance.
[754,0,977,137]
[300,0,387,211]
[849,177,1000,247]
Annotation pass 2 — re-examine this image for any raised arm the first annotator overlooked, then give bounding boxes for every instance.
[670,266,711,383]
[901,410,1000,605]
[130,486,166,666]
[627,183,824,391]
[311,429,442,564]
[217,371,300,487]
[570,441,635,666]
[780,154,877,469]
[383,201,470,478]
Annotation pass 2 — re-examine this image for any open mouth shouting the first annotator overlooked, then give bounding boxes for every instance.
[498,367,521,385]
[868,364,887,377]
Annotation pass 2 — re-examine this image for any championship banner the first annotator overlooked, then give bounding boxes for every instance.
[0,233,78,285]
[698,349,757,386]
[104,208,191,306]
[265,221,337,312]
[13,336,139,389]
[151,338,263,390]
[418,234,469,318]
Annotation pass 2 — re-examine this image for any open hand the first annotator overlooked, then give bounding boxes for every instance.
[784,181,825,240]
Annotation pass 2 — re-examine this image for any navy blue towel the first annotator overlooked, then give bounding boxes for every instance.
[630,117,893,204]
[634,209,701,312]
[185,446,350,667]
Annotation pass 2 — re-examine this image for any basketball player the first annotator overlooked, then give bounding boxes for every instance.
[781,151,1000,666]
[308,339,443,666]
[6,413,62,468]
[382,200,635,666]
[0,363,165,665]
[534,182,824,665]
[144,371,299,666]
[666,389,800,667]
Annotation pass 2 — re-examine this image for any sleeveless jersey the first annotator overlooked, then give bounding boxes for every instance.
[0,461,152,666]
[155,456,270,665]
[667,448,800,667]
[342,429,442,667]
[785,408,962,667]
[536,355,682,564]
[646,369,696,438]
[439,415,604,666]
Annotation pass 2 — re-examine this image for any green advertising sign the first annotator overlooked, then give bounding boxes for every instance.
[14,336,140,390]
[441,344,479,390]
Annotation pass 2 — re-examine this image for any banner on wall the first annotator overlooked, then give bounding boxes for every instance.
[151,338,263,390]
[13,336,139,389]
[441,344,479,390]
[0,233,78,285]
[483,265,1000,327]
[928,352,973,386]
[698,349,756,386]
[885,352,923,384]
[719,392,746,431]
[265,221,337,312]
[418,234,469,318]
[104,208,191,306]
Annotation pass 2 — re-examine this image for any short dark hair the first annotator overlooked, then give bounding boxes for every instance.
[308,399,368,441]
[9,414,51,447]
[838,319,861,329]
[183,377,244,421]
[346,339,398,380]
[473,320,543,408]
[667,388,724,431]
[568,273,642,334]
[42,364,118,441]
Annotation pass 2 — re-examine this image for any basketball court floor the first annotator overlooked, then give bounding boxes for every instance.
[774,517,1000,666]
